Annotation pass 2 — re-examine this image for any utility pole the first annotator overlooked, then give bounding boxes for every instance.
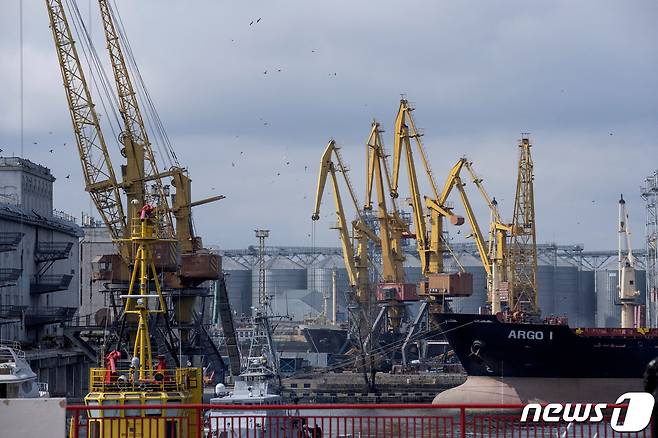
[508,135,539,316]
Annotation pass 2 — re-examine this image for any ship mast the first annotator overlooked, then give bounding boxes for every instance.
[618,194,640,328]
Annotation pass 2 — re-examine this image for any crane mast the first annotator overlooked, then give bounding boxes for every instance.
[45,0,127,259]
[508,136,539,315]
[97,0,174,235]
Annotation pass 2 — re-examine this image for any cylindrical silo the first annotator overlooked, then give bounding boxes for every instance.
[552,259,579,322]
[252,256,306,316]
[402,253,423,287]
[306,254,349,320]
[577,270,595,327]
[449,253,487,314]
[222,257,252,318]
[595,258,647,328]
[536,260,556,317]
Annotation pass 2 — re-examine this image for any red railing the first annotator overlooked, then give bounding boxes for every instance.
[66,403,653,437]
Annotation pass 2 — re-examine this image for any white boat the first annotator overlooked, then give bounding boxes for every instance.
[207,358,319,438]
[0,341,49,398]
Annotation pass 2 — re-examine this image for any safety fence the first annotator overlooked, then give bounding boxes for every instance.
[66,403,653,437]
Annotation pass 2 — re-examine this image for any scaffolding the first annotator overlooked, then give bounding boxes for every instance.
[642,171,658,327]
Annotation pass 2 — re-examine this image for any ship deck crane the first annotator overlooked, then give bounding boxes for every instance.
[619,194,641,328]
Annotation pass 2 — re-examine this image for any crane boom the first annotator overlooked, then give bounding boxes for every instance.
[46,0,128,258]
[97,0,174,236]
[313,140,372,307]
[365,122,404,282]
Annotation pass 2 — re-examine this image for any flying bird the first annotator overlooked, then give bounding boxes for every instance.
[49,149,54,153]
[33,141,37,145]
[250,20,254,25]
[231,162,235,167]
[257,18,261,23]
[65,174,70,179]
[263,70,267,75]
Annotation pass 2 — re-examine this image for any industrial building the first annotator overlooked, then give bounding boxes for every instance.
[0,156,90,398]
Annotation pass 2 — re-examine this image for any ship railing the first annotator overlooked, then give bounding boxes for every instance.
[0,340,24,360]
[65,402,651,438]
[88,367,201,394]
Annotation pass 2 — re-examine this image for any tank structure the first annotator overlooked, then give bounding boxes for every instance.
[220,257,252,319]
[215,244,626,332]
[251,256,307,317]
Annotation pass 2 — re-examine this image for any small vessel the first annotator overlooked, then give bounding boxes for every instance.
[207,357,307,438]
[0,341,49,398]
[208,275,319,437]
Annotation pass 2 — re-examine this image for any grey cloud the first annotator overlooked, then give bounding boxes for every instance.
[0,0,657,250]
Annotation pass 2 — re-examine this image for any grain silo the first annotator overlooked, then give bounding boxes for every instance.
[252,256,306,315]
[306,254,349,320]
[222,257,252,318]
[595,258,646,327]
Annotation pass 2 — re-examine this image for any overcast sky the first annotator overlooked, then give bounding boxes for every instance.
[1,1,657,251]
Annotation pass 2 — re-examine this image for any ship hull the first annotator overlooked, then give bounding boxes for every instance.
[433,313,656,403]
[433,376,644,404]
[300,325,349,354]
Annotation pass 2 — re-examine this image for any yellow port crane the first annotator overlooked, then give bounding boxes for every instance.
[365,121,406,283]
[390,99,471,309]
[391,99,443,277]
[312,140,377,313]
[46,0,238,379]
[463,161,512,313]
[508,136,539,315]
[429,158,513,314]
[364,121,415,334]
[46,0,126,256]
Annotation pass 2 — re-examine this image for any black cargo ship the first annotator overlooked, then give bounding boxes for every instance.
[433,313,657,403]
